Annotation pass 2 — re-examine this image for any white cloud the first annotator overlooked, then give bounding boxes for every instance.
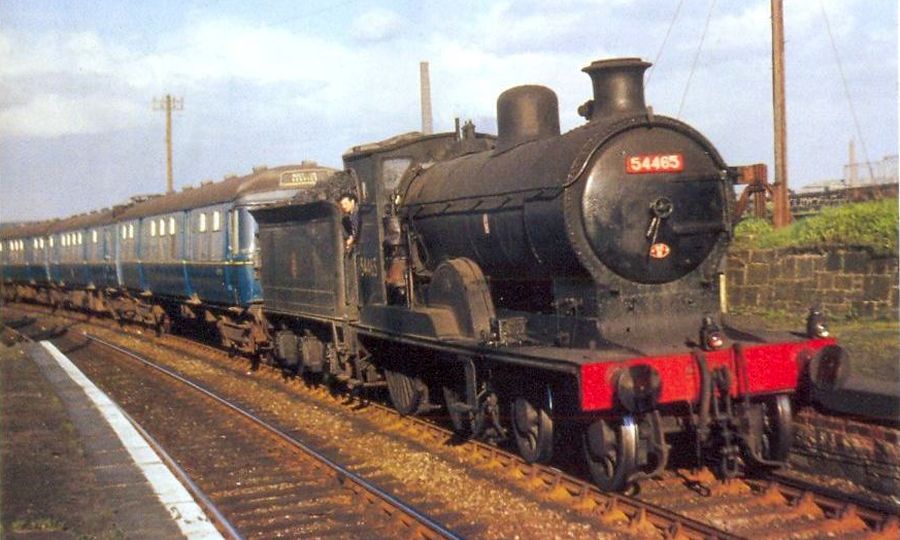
[350,8,404,43]
[0,93,142,137]
[0,0,893,208]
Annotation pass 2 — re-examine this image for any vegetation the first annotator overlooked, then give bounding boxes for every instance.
[728,311,899,381]
[733,199,899,255]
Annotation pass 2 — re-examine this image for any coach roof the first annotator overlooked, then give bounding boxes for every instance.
[0,220,54,240]
[115,163,336,221]
[46,207,119,234]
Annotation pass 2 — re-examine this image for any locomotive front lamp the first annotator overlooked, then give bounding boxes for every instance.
[806,305,830,338]
[700,315,724,351]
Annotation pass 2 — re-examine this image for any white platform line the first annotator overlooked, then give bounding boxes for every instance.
[40,341,224,540]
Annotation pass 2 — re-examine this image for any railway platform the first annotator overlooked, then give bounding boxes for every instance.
[0,335,222,539]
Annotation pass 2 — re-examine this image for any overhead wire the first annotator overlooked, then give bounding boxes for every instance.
[645,0,684,90]
[819,0,875,184]
[677,0,716,119]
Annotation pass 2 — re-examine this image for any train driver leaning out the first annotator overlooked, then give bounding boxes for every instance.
[339,193,360,252]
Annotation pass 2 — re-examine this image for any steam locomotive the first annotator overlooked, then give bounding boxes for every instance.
[1,57,841,491]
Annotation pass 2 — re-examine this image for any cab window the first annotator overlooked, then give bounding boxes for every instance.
[382,157,412,193]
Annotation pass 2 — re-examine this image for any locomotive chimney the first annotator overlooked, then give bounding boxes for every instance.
[579,58,651,122]
[495,85,560,153]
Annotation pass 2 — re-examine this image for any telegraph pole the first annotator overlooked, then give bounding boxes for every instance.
[771,0,792,227]
[153,94,184,194]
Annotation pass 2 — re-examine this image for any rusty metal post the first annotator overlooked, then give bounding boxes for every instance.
[420,62,433,135]
[771,0,792,227]
[733,164,772,220]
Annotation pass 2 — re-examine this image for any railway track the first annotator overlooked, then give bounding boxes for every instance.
[6,320,462,539]
[4,303,899,539]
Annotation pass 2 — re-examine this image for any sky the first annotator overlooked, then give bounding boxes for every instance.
[0,0,896,222]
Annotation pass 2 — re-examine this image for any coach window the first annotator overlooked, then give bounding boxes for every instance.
[199,213,207,233]
[151,220,157,237]
[92,230,98,244]
[213,210,221,232]
[168,217,176,236]
[49,236,54,248]
[77,232,83,245]
[128,224,134,239]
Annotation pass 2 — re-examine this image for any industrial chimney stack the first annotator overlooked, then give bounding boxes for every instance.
[420,61,433,135]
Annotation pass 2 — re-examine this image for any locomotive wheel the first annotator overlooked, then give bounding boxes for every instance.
[760,394,793,462]
[385,369,423,416]
[512,395,553,463]
[583,417,638,492]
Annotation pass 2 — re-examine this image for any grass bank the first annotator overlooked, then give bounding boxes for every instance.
[734,199,898,255]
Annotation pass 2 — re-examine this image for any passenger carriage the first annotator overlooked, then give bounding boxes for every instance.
[0,221,52,304]
[108,162,336,340]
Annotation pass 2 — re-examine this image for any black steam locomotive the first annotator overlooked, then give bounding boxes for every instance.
[1,57,842,491]
[251,58,839,490]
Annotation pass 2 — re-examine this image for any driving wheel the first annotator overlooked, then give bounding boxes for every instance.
[583,416,638,492]
[512,394,554,463]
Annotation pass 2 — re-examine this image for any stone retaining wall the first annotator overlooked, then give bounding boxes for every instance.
[791,409,900,499]
[727,247,899,319]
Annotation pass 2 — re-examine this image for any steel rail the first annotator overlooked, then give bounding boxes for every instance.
[8,306,897,538]
[765,471,900,519]
[87,328,738,540]
[83,332,463,540]
[119,407,245,540]
[2,321,244,540]
[162,331,898,539]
